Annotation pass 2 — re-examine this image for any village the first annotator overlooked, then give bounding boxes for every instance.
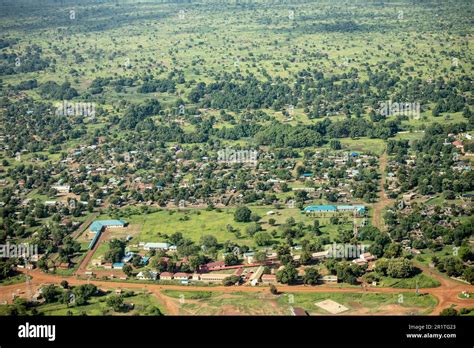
[73,212,377,288]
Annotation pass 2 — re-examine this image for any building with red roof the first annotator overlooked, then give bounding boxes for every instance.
[159,272,174,280]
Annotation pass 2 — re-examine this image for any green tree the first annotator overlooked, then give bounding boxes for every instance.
[276,264,298,284]
[440,308,459,316]
[224,253,240,266]
[329,139,342,150]
[123,264,133,277]
[254,251,267,263]
[200,235,218,249]
[463,266,474,284]
[386,258,414,278]
[234,206,252,222]
[303,267,320,285]
[383,243,402,258]
[458,246,473,262]
[300,250,312,265]
[0,259,16,280]
[245,222,261,237]
[254,232,272,246]
[73,284,98,305]
[188,254,207,271]
[104,239,126,263]
[106,295,124,312]
[286,217,296,226]
[42,284,60,303]
[312,220,321,235]
[277,245,293,265]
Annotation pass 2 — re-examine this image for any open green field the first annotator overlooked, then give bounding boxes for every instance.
[340,138,386,156]
[376,273,441,289]
[34,291,164,316]
[161,289,437,315]
[96,206,365,247]
[0,274,29,286]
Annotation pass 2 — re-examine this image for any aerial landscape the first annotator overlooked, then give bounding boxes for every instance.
[0,0,473,322]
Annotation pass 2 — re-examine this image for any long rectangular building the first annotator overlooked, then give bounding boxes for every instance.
[303,205,365,215]
[198,273,231,283]
[88,219,126,249]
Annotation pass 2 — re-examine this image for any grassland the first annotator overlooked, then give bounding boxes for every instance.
[161,289,437,315]
[35,291,164,316]
[376,273,441,289]
[95,206,364,249]
[0,274,29,286]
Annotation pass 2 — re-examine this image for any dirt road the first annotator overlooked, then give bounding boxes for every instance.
[372,151,393,231]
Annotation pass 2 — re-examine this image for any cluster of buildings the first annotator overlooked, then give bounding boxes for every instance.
[387,132,473,198]
[351,252,377,267]
[139,264,279,285]
[292,151,379,201]
[129,259,281,285]
[92,250,150,270]
[445,133,473,155]
[56,142,381,210]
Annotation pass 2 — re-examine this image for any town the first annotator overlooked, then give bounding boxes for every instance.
[0,0,472,322]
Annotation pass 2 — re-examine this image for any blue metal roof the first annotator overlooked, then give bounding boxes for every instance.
[337,205,365,212]
[88,230,102,249]
[88,220,126,249]
[304,205,337,212]
[89,219,126,233]
[89,221,104,233]
[304,205,365,213]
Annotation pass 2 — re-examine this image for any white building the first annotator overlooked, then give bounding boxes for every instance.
[136,271,158,280]
[143,242,171,251]
[52,185,71,193]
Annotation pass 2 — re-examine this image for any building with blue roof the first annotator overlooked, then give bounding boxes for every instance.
[88,231,102,250]
[89,220,126,232]
[112,262,124,269]
[303,205,365,216]
[337,205,365,213]
[141,256,150,265]
[304,205,337,213]
[88,219,126,250]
